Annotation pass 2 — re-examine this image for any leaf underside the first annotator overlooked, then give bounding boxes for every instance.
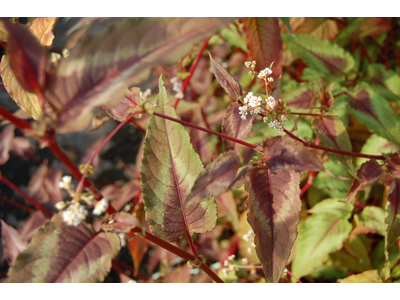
[5,214,120,283]
[141,76,217,243]
[245,167,301,283]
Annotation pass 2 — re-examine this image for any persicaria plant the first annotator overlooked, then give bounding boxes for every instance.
[1,17,400,283]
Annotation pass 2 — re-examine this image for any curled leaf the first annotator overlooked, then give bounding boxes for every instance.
[102,212,140,233]
[208,52,245,101]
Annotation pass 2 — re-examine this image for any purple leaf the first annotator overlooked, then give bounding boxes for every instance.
[312,112,358,179]
[1,219,28,266]
[26,162,49,204]
[346,160,383,203]
[45,18,234,133]
[243,17,283,78]
[183,150,250,210]
[261,136,323,173]
[222,102,255,154]
[208,52,245,101]
[245,167,301,283]
[5,214,120,283]
[11,136,36,159]
[43,167,64,205]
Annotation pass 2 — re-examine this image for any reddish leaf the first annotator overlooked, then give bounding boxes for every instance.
[110,180,140,211]
[344,82,400,147]
[28,17,58,47]
[165,264,191,283]
[243,17,283,78]
[183,151,250,210]
[103,87,141,122]
[1,219,28,265]
[294,17,338,40]
[0,124,15,165]
[102,212,140,233]
[216,191,239,231]
[5,214,120,283]
[386,178,400,250]
[90,112,109,131]
[128,234,150,277]
[222,102,255,154]
[245,167,301,283]
[208,52,245,101]
[26,162,49,205]
[0,18,49,94]
[261,136,323,173]
[312,113,358,178]
[387,153,400,178]
[43,167,63,205]
[11,136,36,159]
[45,18,233,133]
[346,160,383,203]
[281,82,319,111]
[18,210,49,242]
[190,107,213,164]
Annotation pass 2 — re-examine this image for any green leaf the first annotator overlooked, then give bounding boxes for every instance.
[312,112,358,179]
[308,198,353,219]
[220,23,248,52]
[345,82,400,147]
[313,160,352,197]
[245,167,301,283]
[330,235,371,273]
[359,206,386,236]
[338,269,382,283]
[279,17,294,36]
[292,199,353,279]
[243,17,283,78]
[45,18,234,133]
[5,214,120,283]
[281,33,355,78]
[366,64,400,103]
[355,134,398,169]
[140,76,217,243]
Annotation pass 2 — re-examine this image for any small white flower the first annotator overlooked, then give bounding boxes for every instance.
[175,91,184,99]
[267,96,276,109]
[228,254,235,262]
[244,61,252,68]
[55,202,66,210]
[267,77,274,83]
[61,203,88,226]
[258,67,273,79]
[224,260,229,267]
[263,117,269,123]
[239,105,248,120]
[59,175,72,189]
[247,247,252,254]
[222,268,228,277]
[93,198,108,216]
[242,258,249,265]
[281,115,288,122]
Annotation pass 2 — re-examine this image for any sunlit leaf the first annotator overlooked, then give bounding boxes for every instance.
[359,206,386,236]
[261,136,323,173]
[0,20,8,41]
[103,87,141,122]
[0,18,49,95]
[5,214,120,283]
[245,167,301,283]
[312,112,358,179]
[141,76,217,242]
[183,150,249,210]
[221,102,255,154]
[0,56,42,120]
[292,199,353,279]
[208,52,245,101]
[337,269,382,283]
[345,82,400,147]
[45,18,234,133]
[29,17,58,47]
[281,33,355,78]
[346,160,383,203]
[243,17,283,78]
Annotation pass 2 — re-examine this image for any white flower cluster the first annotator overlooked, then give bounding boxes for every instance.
[240,92,266,120]
[93,198,109,216]
[243,229,256,253]
[266,96,276,110]
[61,202,88,226]
[222,254,237,277]
[170,77,183,99]
[59,176,72,189]
[268,119,284,132]
[139,88,151,100]
[257,67,273,80]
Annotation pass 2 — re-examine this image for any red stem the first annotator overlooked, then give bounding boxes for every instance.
[75,111,141,198]
[174,37,211,109]
[0,106,32,130]
[130,227,224,283]
[153,112,259,152]
[0,173,53,217]
[0,194,36,214]
[300,171,317,197]
[113,258,148,281]
[286,269,302,283]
